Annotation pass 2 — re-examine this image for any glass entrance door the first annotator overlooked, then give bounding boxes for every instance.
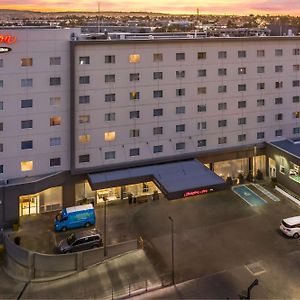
[19,194,40,216]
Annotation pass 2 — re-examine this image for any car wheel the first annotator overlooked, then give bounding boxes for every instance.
[91,244,99,249]
[61,227,67,232]
[293,233,299,239]
[85,222,91,228]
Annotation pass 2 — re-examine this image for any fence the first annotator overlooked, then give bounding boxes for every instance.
[3,232,139,281]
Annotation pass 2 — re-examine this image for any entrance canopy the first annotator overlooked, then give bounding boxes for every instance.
[88,160,227,200]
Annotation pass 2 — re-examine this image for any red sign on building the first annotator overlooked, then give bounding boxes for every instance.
[183,189,209,198]
[0,35,17,45]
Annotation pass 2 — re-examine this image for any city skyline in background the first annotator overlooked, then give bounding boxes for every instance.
[0,0,300,15]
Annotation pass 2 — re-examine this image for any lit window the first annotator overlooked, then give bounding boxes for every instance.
[104,131,116,141]
[21,58,32,67]
[79,115,90,124]
[50,57,61,65]
[79,56,90,65]
[130,91,140,100]
[79,134,90,144]
[21,161,33,172]
[293,112,300,118]
[50,97,61,106]
[238,67,246,75]
[50,116,61,126]
[153,53,163,62]
[129,54,140,63]
[198,87,207,94]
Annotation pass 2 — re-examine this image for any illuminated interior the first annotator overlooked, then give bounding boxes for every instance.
[21,160,33,172]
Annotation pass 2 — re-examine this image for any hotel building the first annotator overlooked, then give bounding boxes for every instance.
[1,28,300,227]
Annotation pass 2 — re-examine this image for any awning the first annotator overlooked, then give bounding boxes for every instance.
[88,160,227,200]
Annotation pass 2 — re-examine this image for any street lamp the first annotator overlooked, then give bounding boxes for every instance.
[103,197,107,256]
[168,216,175,285]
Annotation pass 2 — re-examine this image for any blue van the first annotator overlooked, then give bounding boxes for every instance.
[54,204,95,232]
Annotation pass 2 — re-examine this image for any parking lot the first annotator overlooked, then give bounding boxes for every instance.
[18,182,300,284]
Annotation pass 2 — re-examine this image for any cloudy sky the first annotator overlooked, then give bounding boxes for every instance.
[1,0,300,15]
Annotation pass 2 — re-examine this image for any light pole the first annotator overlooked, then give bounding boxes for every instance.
[103,197,107,256]
[253,144,257,182]
[168,216,175,285]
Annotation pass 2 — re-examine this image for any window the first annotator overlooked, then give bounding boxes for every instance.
[130,111,140,119]
[79,134,90,144]
[50,116,61,126]
[79,76,89,84]
[153,108,163,116]
[50,57,61,65]
[197,104,206,112]
[257,99,265,106]
[130,91,140,100]
[153,145,163,153]
[176,88,185,96]
[238,134,246,142]
[153,90,163,98]
[218,68,227,76]
[197,122,207,130]
[105,94,115,102]
[130,148,140,156]
[79,115,89,124]
[129,54,140,63]
[174,70,185,79]
[21,79,33,87]
[21,99,33,108]
[79,95,90,104]
[130,73,139,81]
[275,81,283,89]
[257,82,265,90]
[218,51,227,59]
[0,143,3,152]
[176,53,185,60]
[275,49,283,56]
[198,87,207,94]
[105,74,115,83]
[198,69,206,77]
[129,129,140,138]
[0,80,3,88]
[105,112,116,121]
[0,165,3,174]
[50,77,61,86]
[21,120,33,129]
[218,120,227,127]
[238,67,246,75]
[293,127,300,134]
[105,55,115,64]
[293,112,300,119]
[176,106,185,114]
[238,84,246,92]
[238,101,246,108]
[275,129,283,137]
[238,117,246,125]
[275,65,283,72]
[0,59,3,68]
[176,142,185,150]
[79,56,90,64]
[50,158,61,167]
[293,48,300,56]
[293,80,300,87]
[257,115,265,123]
[218,102,227,110]
[105,151,115,160]
[176,124,185,132]
[293,96,300,103]
[104,131,116,141]
[79,154,90,163]
[257,66,265,73]
[218,85,227,93]
[218,137,227,144]
[50,96,61,106]
[0,122,2,131]
[275,97,283,105]
[50,137,61,146]
[257,49,265,57]
[153,53,163,62]
[197,51,206,59]
[198,139,207,147]
[21,58,32,67]
[21,140,33,150]
[0,101,3,110]
[153,72,163,80]
[21,161,33,172]
[293,64,300,72]
[238,50,246,58]
[153,127,163,135]
[257,132,265,139]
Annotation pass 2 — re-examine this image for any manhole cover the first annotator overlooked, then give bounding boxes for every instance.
[245,261,266,275]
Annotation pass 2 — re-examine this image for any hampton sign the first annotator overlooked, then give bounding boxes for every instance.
[0,34,17,45]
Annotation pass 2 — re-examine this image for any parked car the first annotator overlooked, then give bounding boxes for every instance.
[280,216,300,238]
[56,230,103,254]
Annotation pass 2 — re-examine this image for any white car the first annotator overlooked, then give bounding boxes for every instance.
[280,216,300,238]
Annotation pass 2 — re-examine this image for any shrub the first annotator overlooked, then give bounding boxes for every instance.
[256,169,263,180]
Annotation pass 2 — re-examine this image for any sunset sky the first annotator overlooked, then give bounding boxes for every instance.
[1,0,300,15]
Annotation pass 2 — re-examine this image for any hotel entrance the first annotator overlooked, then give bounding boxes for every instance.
[19,194,40,216]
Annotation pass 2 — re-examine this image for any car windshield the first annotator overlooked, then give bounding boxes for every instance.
[282,220,293,228]
[67,233,76,245]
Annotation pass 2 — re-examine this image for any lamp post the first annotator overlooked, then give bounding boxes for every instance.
[253,144,257,182]
[103,197,107,256]
[168,216,175,285]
